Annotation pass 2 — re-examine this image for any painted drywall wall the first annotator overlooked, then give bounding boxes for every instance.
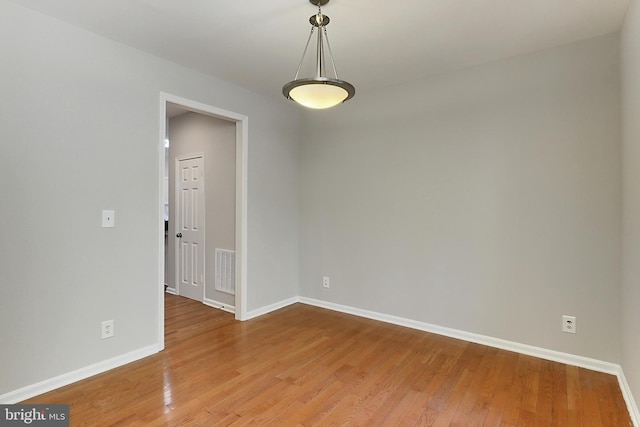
[621,0,640,410]
[0,0,299,396]
[299,34,621,362]
[167,112,236,306]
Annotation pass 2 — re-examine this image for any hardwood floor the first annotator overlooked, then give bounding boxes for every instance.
[24,294,632,426]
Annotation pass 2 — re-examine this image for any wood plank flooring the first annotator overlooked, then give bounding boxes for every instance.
[24,294,632,426]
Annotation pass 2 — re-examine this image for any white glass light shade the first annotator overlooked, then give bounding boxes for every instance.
[290,83,348,109]
[283,77,355,109]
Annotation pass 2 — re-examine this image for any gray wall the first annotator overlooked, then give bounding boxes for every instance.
[167,112,236,306]
[299,34,622,362]
[621,0,640,409]
[0,0,300,396]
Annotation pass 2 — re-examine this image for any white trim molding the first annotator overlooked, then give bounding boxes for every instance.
[203,298,235,314]
[298,297,617,372]
[617,368,640,426]
[0,344,161,404]
[245,297,299,321]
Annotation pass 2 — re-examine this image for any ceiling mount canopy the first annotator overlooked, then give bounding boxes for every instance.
[283,0,355,109]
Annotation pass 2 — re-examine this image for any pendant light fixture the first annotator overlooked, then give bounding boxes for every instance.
[283,0,355,109]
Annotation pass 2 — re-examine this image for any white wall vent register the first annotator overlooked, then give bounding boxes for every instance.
[215,248,236,295]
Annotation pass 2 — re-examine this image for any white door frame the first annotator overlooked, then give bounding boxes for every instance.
[158,92,248,350]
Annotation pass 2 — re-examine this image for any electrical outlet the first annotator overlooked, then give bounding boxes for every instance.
[323,276,330,289]
[562,315,576,334]
[101,320,114,339]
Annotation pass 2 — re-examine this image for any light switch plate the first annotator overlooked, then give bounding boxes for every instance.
[102,210,115,228]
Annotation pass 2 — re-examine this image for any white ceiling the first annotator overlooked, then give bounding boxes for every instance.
[12,0,630,101]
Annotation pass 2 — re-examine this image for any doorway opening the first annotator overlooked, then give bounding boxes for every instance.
[157,93,248,350]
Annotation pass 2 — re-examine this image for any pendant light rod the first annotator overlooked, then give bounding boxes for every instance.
[316,13,324,77]
[293,27,315,81]
[322,27,339,79]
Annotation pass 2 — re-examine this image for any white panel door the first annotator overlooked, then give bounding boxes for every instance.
[176,156,205,302]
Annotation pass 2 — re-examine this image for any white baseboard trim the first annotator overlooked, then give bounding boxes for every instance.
[165,286,176,295]
[245,297,298,320]
[298,297,619,373]
[0,344,161,404]
[617,367,640,426]
[203,298,235,314]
